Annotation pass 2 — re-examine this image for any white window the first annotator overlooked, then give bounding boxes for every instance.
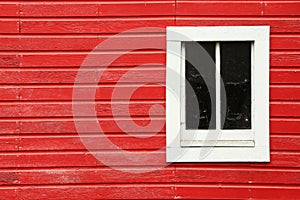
[166,26,270,162]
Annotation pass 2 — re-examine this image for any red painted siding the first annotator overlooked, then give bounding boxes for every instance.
[0,0,300,199]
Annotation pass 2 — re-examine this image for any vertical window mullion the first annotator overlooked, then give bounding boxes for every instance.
[216,42,221,130]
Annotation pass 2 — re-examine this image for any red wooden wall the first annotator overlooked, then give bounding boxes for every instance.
[1,0,300,199]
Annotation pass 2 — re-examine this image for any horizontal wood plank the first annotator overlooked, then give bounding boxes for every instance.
[18,85,165,101]
[17,167,175,185]
[0,102,165,118]
[20,2,175,17]
[271,119,300,134]
[0,121,19,135]
[0,37,19,51]
[271,36,300,50]
[264,2,300,16]
[271,69,300,83]
[175,168,300,184]
[20,19,174,34]
[0,55,19,67]
[17,185,174,200]
[176,1,300,16]
[176,18,300,33]
[18,135,165,151]
[15,35,165,51]
[0,137,19,151]
[271,135,300,151]
[0,87,19,101]
[18,119,166,134]
[0,68,166,86]
[0,151,167,167]
[19,53,165,67]
[271,102,300,117]
[0,3,19,17]
[0,20,19,33]
[98,2,175,16]
[270,85,300,100]
[20,3,98,17]
[271,53,300,67]
[11,167,300,185]
[176,185,300,199]
[176,1,262,16]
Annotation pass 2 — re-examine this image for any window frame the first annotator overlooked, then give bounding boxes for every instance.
[166,26,270,162]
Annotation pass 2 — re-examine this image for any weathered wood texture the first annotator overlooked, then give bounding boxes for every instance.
[0,0,300,199]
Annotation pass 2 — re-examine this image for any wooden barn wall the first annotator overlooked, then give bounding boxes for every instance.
[0,0,300,199]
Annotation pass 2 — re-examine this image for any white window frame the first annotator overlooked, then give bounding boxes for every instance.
[166,26,270,162]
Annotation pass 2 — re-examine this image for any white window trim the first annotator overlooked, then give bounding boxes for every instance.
[166,26,270,162]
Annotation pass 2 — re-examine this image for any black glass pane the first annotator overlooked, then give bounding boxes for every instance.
[220,42,251,129]
[185,42,216,129]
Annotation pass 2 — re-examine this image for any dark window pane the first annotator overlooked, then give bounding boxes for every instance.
[220,42,252,129]
[185,42,216,129]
